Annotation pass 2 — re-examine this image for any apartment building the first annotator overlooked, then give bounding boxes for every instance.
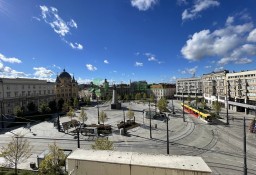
[150,83,176,100]
[226,70,256,115]
[201,70,229,105]
[175,77,203,100]
[0,78,55,115]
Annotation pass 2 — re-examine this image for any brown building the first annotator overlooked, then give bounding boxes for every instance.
[55,69,79,102]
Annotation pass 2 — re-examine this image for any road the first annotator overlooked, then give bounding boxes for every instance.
[0,100,256,174]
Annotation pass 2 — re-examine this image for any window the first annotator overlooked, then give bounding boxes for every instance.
[6,92,11,97]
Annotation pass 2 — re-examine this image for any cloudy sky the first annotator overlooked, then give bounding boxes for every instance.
[0,0,256,84]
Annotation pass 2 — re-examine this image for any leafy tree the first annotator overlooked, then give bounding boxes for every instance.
[124,94,130,101]
[1,133,32,175]
[99,111,108,125]
[13,106,24,117]
[127,108,135,122]
[69,97,74,107]
[73,98,79,109]
[91,138,113,150]
[27,102,37,112]
[79,108,87,125]
[39,143,66,175]
[62,102,70,112]
[67,108,75,122]
[212,101,221,116]
[150,94,155,103]
[57,98,64,112]
[48,100,57,113]
[39,103,51,114]
[143,93,147,101]
[157,98,168,113]
[135,93,141,101]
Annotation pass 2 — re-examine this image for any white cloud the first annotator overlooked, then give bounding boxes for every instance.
[131,0,158,11]
[225,16,234,26]
[39,5,82,50]
[69,42,83,50]
[180,66,198,75]
[181,16,255,65]
[33,67,55,78]
[32,17,41,21]
[104,60,109,64]
[0,63,27,78]
[77,77,93,84]
[182,0,220,21]
[218,57,253,65]
[86,64,97,71]
[52,64,61,69]
[205,65,212,69]
[135,62,143,67]
[0,53,22,63]
[68,19,77,28]
[214,67,224,72]
[247,28,256,42]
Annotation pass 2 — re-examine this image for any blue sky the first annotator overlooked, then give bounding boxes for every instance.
[0,0,256,84]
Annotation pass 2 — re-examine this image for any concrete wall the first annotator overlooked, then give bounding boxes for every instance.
[68,159,211,175]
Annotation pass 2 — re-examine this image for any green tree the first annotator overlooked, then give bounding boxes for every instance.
[143,93,147,101]
[73,98,79,109]
[13,106,24,117]
[39,103,51,114]
[67,108,75,122]
[127,108,135,122]
[99,111,108,125]
[62,102,69,112]
[38,143,66,175]
[27,102,36,112]
[135,93,141,101]
[79,108,87,125]
[212,101,221,116]
[150,94,155,103]
[124,94,129,101]
[157,98,168,113]
[91,138,113,150]
[1,134,32,175]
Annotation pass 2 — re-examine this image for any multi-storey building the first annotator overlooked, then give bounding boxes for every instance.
[55,69,79,102]
[0,78,55,115]
[175,77,203,100]
[201,70,229,105]
[226,70,256,115]
[130,81,148,94]
[150,83,176,100]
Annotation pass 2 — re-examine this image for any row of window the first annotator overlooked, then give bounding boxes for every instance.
[5,84,53,90]
[4,90,55,98]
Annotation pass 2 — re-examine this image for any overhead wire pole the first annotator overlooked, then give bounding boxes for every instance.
[243,117,247,175]
[226,94,229,125]
[149,100,152,139]
[166,114,169,155]
[97,97,100,124]
[182,89,185,122]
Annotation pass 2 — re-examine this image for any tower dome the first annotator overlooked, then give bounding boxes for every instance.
[59,69,71,79]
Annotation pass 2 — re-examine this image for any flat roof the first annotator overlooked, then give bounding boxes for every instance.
[67,149,212,173]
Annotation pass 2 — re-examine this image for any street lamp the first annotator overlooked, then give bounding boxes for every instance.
[123,109,126,135]
[195,87,198,109]
[97,97,100,124]
[182,88,185,122]
[166,113,170,154]
[149,100,152,139]
[171,98,175,114]
[226,94,229,125]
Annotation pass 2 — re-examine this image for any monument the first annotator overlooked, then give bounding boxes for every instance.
[111,84,121,109]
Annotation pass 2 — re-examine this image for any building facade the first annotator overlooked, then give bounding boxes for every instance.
[0,78,55,115]
[201,70,229,105]
[175,77,203,100]
[55,69,79,102]
[150,84,176,100]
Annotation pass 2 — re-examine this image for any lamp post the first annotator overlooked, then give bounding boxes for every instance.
[149,100,152,139]
[171,98,175,114]
[97,97,100,124]
[243,117,247,175]
[123,109,126,135]
[182,88,185,122]
[166,113,170,154]
[226,94,229,125]
[195,87,198,109]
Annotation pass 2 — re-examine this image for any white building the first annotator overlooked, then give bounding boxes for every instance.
[150,84,175,100]
[0,78,55,115]
[175,77,203,100]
